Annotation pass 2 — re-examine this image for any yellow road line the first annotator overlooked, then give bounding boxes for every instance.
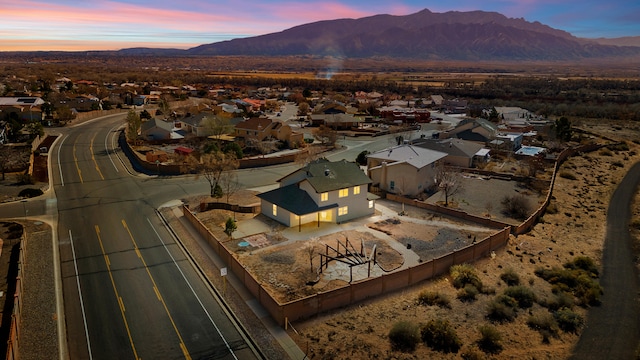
[90,134,105,180]
[95,225,140,360]
[72,142,83,183]
[121,219,192,360]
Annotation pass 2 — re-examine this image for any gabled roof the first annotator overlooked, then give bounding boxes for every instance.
[141,118,173,133]
[180,112,212,127]
[367,145,447,169]
[235,117,273,131]
[414,138,484,158]
[284,159,372,193]
[257,184,338,215]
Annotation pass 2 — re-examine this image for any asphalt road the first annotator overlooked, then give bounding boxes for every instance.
[52,115,260,360]
[571,161,640,359]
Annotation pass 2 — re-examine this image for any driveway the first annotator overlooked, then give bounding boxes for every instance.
[571,161,640,359]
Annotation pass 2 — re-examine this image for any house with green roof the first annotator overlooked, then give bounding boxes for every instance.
[257,159,376,229]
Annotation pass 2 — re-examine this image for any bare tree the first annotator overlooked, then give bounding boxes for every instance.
[186,152,239,198]
[303,237,320,273]
[246,138,277,157]
[219,169,241,204]
[294,145,322,167]
[312,125,338,147]
[434,165,464,207]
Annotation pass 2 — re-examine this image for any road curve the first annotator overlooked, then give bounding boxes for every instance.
[571,161,640,359]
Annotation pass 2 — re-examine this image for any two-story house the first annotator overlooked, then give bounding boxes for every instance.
[367,144,447,197]
[257,159,375,229]
[234,117,303,147]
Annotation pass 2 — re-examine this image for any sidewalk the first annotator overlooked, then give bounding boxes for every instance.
[159,204,306,360]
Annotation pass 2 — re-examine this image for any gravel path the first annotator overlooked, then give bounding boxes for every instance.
[18,221,59,359]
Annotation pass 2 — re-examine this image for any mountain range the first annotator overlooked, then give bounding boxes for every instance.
[79,9,640,60]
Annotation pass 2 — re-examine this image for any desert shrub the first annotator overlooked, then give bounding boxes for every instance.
[486,295,517,323]
[388,320,420,352]
[19,188,43,198]
[500,268,520,286]
[631,219,640,230]
[503,286,537,309]
[611,160,624,168]
[15,173,35,185]
[558,171,577,180]
[457,284,479,302]
[535,257,602,307]
[608,142,629,151]
[564,256,599,277]
[599,147,613,156]
[460,348,483,360]
[527,313,560,343]
[545,202,558,214]
[450,264,483,291]
[554,308,584,333]
[477,325,503,354]
[420,319,462,353]
[542,292,575,311]
[500,194,531,220]
[417,291,451,309]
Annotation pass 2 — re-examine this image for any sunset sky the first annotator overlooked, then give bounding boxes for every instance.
[2,0,639,51]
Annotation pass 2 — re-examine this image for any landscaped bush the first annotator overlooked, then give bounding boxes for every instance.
[417,291,451,309]
[527,313,560,343]
[500,194,531,220]
[476,325,503,354]
[500,268,520,286]
[450,264,483,291]
[388,320,420,352]
[554,307,584,333]
[486,295,517,323]
[457,284,479,302]
[420,319,462,353]
[503,285,537,309]
[19,188,43,198]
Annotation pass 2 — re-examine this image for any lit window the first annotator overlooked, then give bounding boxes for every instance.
[321,192,328,201]
[353,186,361,195]
[339,188,349,198]
[320,211,327,219]
[272,204,277,216]
[368,200,374,209]
[338,206,348,216]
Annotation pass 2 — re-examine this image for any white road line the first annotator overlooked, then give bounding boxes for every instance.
[146,217,239,360]
[105,125,120,172]
[57,135,68,186]
[69,230,93,360]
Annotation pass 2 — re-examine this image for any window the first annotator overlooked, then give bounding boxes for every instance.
[338,206,348,216]
[390,180,395,190]
[272,204,277,216]
[353,186,361,195]
[369,200,374,209]
[339,188,349,198]
[321,192,328,201]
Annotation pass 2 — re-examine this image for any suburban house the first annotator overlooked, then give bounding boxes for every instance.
[179,112,221,137]
[0,97,44,122]
[367,144,447,197]
[140,118,183,141]
[445,118,498,144]
[309,113,365,129]
[234,117,303,147]
[257,159,375,228]
[412,138,490,168]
